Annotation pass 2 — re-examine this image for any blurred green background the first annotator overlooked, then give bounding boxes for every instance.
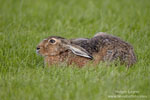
[0,0,150,100]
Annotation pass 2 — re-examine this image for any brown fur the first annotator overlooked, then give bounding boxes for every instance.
[44,50,90,67]
[36,32,136,67]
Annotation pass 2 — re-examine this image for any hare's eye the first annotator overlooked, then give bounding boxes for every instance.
[49,39,56,43]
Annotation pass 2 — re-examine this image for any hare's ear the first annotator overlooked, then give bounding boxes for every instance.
[66,45,93,59]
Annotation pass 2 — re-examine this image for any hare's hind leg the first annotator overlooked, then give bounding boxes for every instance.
[93,46,124,66]
[93,47,109,65]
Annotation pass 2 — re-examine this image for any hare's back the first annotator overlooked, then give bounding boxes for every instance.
[92,34,136,66]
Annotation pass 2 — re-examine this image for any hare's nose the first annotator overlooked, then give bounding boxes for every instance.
[36,47,40,50]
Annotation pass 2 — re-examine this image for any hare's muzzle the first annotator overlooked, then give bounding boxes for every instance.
[36,46,40,54]
[37,47,40,50]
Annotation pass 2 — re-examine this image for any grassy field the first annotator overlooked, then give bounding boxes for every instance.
[0,0,150,100]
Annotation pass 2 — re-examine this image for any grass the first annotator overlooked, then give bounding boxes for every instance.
[0,0,150,100]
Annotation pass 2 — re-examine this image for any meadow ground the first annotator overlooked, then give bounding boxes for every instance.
[0,0,150,100]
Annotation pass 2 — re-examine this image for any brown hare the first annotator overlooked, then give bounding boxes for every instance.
[36,32,136,67]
